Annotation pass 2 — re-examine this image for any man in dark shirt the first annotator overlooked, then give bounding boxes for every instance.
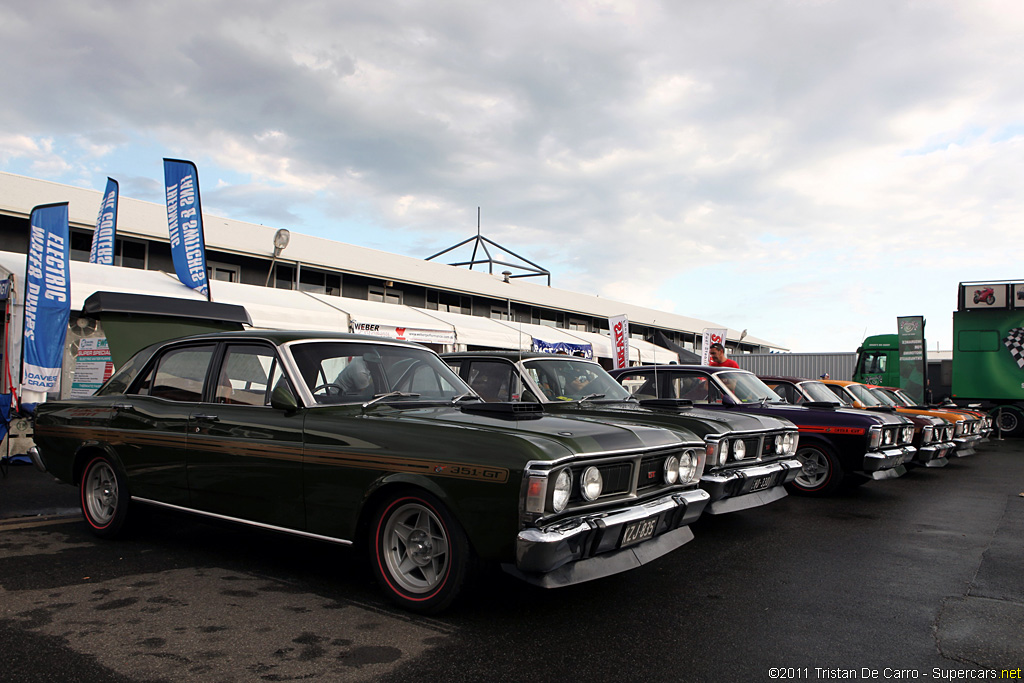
[708,342,739,368]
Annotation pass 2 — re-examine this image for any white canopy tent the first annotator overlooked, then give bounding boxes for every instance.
[308,294,456,345]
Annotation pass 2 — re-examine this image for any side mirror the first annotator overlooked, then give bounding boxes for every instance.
[271,381,300,412]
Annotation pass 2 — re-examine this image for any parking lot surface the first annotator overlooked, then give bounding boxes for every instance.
[1,440,1021,682]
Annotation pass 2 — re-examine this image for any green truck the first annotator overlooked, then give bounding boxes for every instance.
[854,279,1024,436]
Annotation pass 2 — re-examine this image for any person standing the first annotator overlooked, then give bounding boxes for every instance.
[708,342,739,368]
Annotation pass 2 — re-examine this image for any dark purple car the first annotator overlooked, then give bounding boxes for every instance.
[608,365,917,496]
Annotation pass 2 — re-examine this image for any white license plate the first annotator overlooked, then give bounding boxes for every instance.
[620,516,659,547]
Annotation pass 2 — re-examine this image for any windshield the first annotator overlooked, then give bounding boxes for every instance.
[524,358,633,402]
[288,341,469,404]
[800,381,847,404]
[715,371,786,404]
[891,389,917,407]
[847,383,885,407]
[869,388,899,407]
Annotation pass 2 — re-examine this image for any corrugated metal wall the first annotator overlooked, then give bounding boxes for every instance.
[732,352,857,381]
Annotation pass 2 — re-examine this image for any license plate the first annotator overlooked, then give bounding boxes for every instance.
[749,474,773,492]
[620,516,659,547]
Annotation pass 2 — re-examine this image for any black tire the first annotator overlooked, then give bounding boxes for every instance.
[787,443,844,496]
[986,294,995,305]
[994,407,1024,437]
[80,455,131,538]
[369,490,470,614]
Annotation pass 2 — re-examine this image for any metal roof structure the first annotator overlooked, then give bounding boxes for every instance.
[0,171,784,351]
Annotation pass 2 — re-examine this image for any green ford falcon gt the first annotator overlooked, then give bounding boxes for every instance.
[32,331,709,613]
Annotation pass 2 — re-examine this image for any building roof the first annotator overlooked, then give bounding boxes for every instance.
[0,171,784,350]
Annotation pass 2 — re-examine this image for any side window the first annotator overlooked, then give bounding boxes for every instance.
[216,345,281,406]
[466,361,517,402]
[769,383,799,404]
[671,375,711,403]
[136,345,215,402]
[618,373,656,399]
[824,384,846,401]
[861,352,888,374]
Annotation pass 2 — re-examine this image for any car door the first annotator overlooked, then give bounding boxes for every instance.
[185,342,306,530]
[108,343,216,506]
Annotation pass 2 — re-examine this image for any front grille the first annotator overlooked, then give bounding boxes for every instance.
[760,435,775,458]
[637,456,666,491]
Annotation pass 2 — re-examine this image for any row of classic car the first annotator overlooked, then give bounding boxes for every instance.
[29,331,987,613]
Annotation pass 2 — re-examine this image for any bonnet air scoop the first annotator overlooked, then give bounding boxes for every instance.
[638,398,694,410]
[803,401,840,410]
[460,402,545,419]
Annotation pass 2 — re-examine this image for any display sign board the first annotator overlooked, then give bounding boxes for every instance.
[897,315,926,403]
[69,337,115,398]
[961,283,1008,310]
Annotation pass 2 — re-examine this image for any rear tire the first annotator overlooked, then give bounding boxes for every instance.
[369,490,470,614]
[80,455,131,538]
[788,443,843,496]
[994,407,1024,437]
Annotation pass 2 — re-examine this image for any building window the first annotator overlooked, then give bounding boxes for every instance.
[69,230,147,269]
[207,262,239,283]
[426,290,468,313]
[369,285,403,305]
[275,265,295,290]
[568,318,589,332]
[531,308,564,328]
[298,268,341,296]
[490,307,510,321]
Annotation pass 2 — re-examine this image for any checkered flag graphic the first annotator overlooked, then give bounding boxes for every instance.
[1004,327,1024,368]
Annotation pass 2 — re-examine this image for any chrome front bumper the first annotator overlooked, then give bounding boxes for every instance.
[701,458,802,514]
[862,445,914,479]
[952,435,981,457]
[507,488,710,588]
[913,441,955,467]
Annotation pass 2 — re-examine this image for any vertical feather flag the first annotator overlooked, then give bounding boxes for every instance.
[163,159,210,300]
[88,177,118,265]
[22,203,71,395]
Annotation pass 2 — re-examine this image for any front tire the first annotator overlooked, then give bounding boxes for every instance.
[788,443,843,496]
[370,490,470,614]
[80,455,130,538]
[994,407,1024,437]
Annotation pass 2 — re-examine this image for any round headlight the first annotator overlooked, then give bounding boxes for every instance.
[733,439,747,461]
[552,469,572,512]
[774,435,783,454]
[783,432,795,454]
[580,466,603,501]
[679,449,697,482]
[904,426,913,443]
[664,454,680,485]
[883,430,893,445]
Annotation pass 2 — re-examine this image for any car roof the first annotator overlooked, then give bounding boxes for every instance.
[163,329,425,348]
[758,374,811,383]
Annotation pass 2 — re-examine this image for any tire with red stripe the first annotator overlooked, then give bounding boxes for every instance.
[80,455,131,538]
[787,443,843,496]
[370,490,469,614]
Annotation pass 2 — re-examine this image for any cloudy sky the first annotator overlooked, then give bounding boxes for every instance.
[3,0,1023,352]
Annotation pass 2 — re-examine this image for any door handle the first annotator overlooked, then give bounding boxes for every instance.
[111,403,133,411]
[193,414,220,422]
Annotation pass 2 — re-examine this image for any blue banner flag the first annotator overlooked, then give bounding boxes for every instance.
[89,177,119,265]
[23,203,71,394]
[531,338,593,359]
[163,159,210,299]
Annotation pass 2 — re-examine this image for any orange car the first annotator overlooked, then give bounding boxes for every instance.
[821,380,981,457]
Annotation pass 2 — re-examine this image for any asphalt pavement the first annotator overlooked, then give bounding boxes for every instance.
[1,441,1022,682]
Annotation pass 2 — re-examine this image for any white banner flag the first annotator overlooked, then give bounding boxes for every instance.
[701,328,728,366]
[609,314,630,370]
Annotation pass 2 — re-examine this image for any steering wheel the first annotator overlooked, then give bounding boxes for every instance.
[312,383,343,396]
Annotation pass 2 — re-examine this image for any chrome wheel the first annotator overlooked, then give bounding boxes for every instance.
[381,502,451,594]
[794,447,830,489]
[83,460,119,526]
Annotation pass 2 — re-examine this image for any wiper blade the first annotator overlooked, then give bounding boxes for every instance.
[450,392,482,405]
[576,393,606,403]
[362,391,421,409]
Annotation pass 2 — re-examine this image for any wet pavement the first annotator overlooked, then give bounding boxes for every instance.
[1,442,1022,682]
